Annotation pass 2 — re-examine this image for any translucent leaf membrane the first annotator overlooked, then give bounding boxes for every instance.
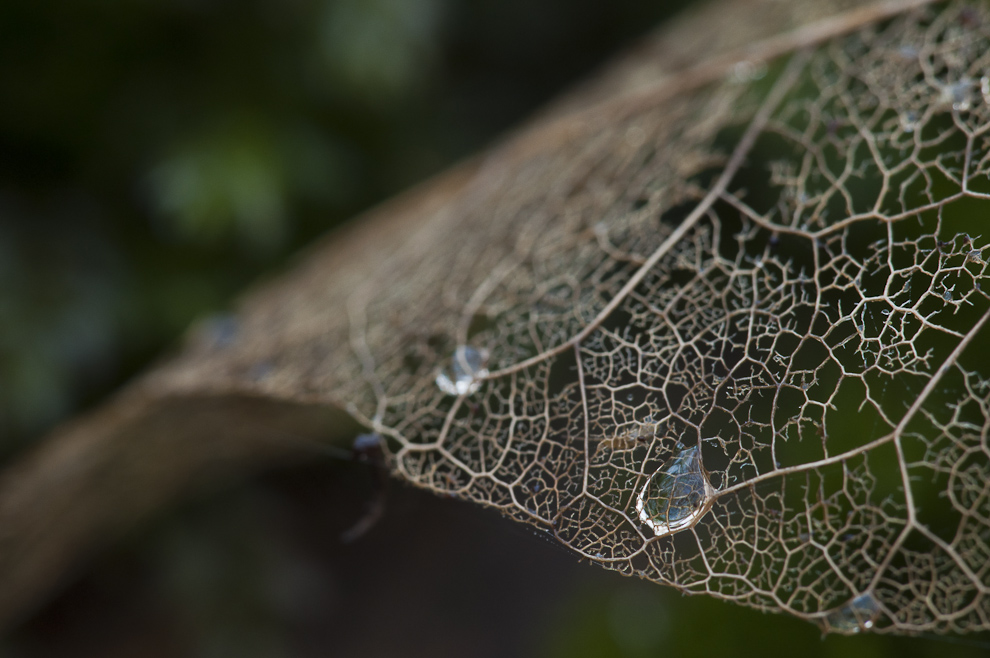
[348,1,990,636]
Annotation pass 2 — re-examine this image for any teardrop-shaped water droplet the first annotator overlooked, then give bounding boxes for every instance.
[820,592,881,633]
[636,446,716,537]
[436,346,489,396]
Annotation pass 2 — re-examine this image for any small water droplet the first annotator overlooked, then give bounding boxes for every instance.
[821,592,881,633]
[940,78,975,111]
[899,111,918,133]
[353,433,383,452]
[626,393,634,402]
[982,76,990,105]
[729,60,767,83]
[199,313,240,349]
[636,446,716,537]
[898,44,919,60]
[436,346,489,396]
[531,481,542,493]
[631,415,658,439]
[943,290,954,301]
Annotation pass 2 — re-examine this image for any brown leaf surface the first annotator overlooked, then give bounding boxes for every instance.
[6,0,990,637]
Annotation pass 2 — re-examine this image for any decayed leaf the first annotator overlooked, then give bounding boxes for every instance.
[2,0,989,637]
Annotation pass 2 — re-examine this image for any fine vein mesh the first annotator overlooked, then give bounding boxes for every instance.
[349,2,990,635]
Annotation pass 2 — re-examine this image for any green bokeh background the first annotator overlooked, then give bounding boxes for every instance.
[2,0,990,656]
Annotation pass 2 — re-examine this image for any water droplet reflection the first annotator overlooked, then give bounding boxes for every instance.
[436,346,489,396]
[820,592,881,633]
[636,446,716,537]
[939,78,975,111]
[899,110,918,133]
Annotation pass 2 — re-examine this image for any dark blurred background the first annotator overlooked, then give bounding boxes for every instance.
[2,1,990,656]
[0,0,690,454]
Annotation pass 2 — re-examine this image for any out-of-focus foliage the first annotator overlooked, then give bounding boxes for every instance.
[0,0,685,452]
[21,1,989,656]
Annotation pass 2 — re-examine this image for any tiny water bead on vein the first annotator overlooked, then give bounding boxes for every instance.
[819,592,882,634]
[635,445,717,537]
[435,346,489,396]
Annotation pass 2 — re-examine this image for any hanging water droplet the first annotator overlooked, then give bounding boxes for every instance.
[943,289,954,301]
[436,346,489,396]
[899,110,918,133]
[636,446,716,537]
[820,592,882,633]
